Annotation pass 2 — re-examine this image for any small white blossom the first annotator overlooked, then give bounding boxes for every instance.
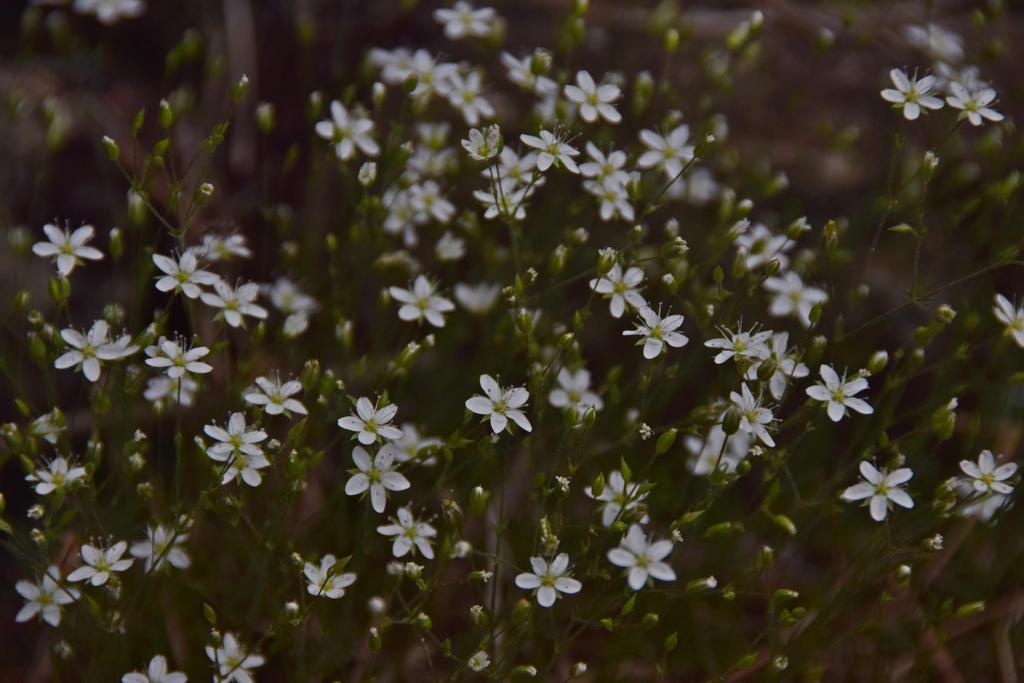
[145,337,212,379]
[468,651,491,672]
[622,305,688,359]
[993,293,1024,347]
[67,540,134,586]
[206,633,264,683]
[880,68,943,120]
[27,456,87,495]
[763,272,827,327]
[461,125,501,160]
[446,71,494,126]
[243,375,307,417]
[590,263,646,318]
[454,282,501,315]
[959,450,1017,498]
[841,461,914,522]
[465,374,532,434]
[204,412,269,487]
[945,82,1004,127]
[734,222,791,270]
[32,223,103,276]
[585,470,649,527]
[704,325,771,365]
[433,1,496,40]
[515,553,582,607]
[338,397,404,445]
[684,425,752,475]
[73,0,144,25]
[121,655,187,683]
[728,383,776,448]
[520,130,580,174]
[130,524,191,572]
[377,507,437,559]
[637,125,694,179]
[564,71,621,124]
[344,444,411,513]
[54,320,138,382]
[806,365,874,422]
[315,100,380,160]
[548,367,603,415]
[15,565,79,627]
[200,280,268,328]
[607,524,676,591]
[389,275,455,328]
[304,554,357,599]
[152,251,218,299]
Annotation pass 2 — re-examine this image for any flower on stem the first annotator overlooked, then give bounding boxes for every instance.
[200,280,268,328]
[389,275,455,328]
[515,553,582,607]
[607,524,676,591]
[67,540,134,586]
[959,450,1017,498]
[446,71,494,126]
[145,337,212,379]
[992,293,1024,347]
[520,130,580,174]
[55,320,138,382]
[584,470,649,526]
[344,444,411,514]
[763,272,827,328]
[121,655,187,683]
[130,524,191,572]
[206,632,264,683]
[805,364,874,422]
[745,332,809,401]
[204,412,269,487]
[637,125,694,179]
[461,125,501,160]
[564,71,621,124]
[880,68,943,120]
[704,324,771,366]
[27,456,87,495]
[377,507,437,559]
[433,1,496,40]
[548,367,603,416]
[945,82,1003,127]
[315,100,379,160]
[304,554,357,599]
[622,305,688,359]
[15,565,79,627]
[152,250,218,299]
[840,461,914,522]
[590,263,646,319]
[465,374,532,434]
[728,383,776,448]
[243,374,307,417]
[32,222,103,276]
[338,397,404,445]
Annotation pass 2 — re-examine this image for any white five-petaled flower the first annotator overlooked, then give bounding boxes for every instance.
[73,0,145,25]
[684,425,752,476]
[960,450,1017,498]
[243,375,307,417]
[389,275,455,328]
[433,1,496,40]
[993,293,1024,347]
[338,397,404,444]
[622,305,688,359]
[746,331,809,401]
[880,68,943,120]
[607,524,676,591]
[67,540,134,586]
[15,565,79,627]
[55,320,138,382]
[152,251,218,299]
[204,412,269,487]
[841,461,914,522]
[192,233,252,262]
[564,71,621,124]
[580,142,630,185]
[704,325,772,365]
[637,125,695,179]
[806,364,874,422]
[268,278,318,337]
[446,71,495,126]
[515,553,582,607]
[32,222,103,276]
[763,271,827,328]
[130,524,191,572]
[728,383,776,448]
[377,507,437,559]
[520,130,580,174]
[465,374,533,434]
[315,100,380,160]
[548,367,603,415]
[584,470,649,527]
[392,424,442,465]
[200,280,268,328]
[945,82,1004,127]
[344,444,411,513]
[304,554,357,599]
[27,456,87,495]
[206,632,264,683]
[734,222,792,271]
[590,263,646,318]
[145,337,213,379]
[121,655,187,683]
[461,124,501,160]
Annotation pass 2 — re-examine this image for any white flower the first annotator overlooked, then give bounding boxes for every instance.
[607,524,676,591]
[436,231,465,261]
[454,282,501,314]
[409,180,456,224]
[704,325,771,365]
[392,424,442,465]
[73,0,144,25]
[584,178,634,222]
[144,375,198,408]
[67,540,134,586]
[315,100,379,160]
[494,146,543,188]
[728,383,776,448]
[152,251,218,299]
[840,461,914,522]
[204,412,269,487]
[515,553,582,607]
[590,263,646,318]
[267,278,318,337]
[520,130,580,174]
[637,125,694,179]
[461,125,501,160]
[54,320,138,382]
[15,565,79,627]
[243,375,307,417]
[32,223,104,276]
[745,332,809,401]
[500,52,557,96]
[206,632,264,683]
[27,456,86,495]
[121,655,187,683]
[564,71,621,124]
[468,651,491,672]
[548,367,603,415]
[304,554,357,599]
[623,305,688,359]
[145,337,213,379]
[805,365,874,422]
[960,450,1017,498]
[945,82,1004,127]
[446,71,494,126]
[433,1,496,40]
[579,142,629,185]
[903,23,963,63]
[685,425,752,475]
[734,222,791,270]
[880,68,943,120]
[389,275,455,328]
[406,50,459,100]
[465,374,532,434]
[192,233,251,262]
[130,524,191,572]
[338,397,404,445]
[993,293,1024,347]
[28,410,64,445]
[200,280,268,328]
[584,470,649,526]
[763,272,827,327]
[473,184,531,220]
[344,444,411,513]
[377,507,437,559]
